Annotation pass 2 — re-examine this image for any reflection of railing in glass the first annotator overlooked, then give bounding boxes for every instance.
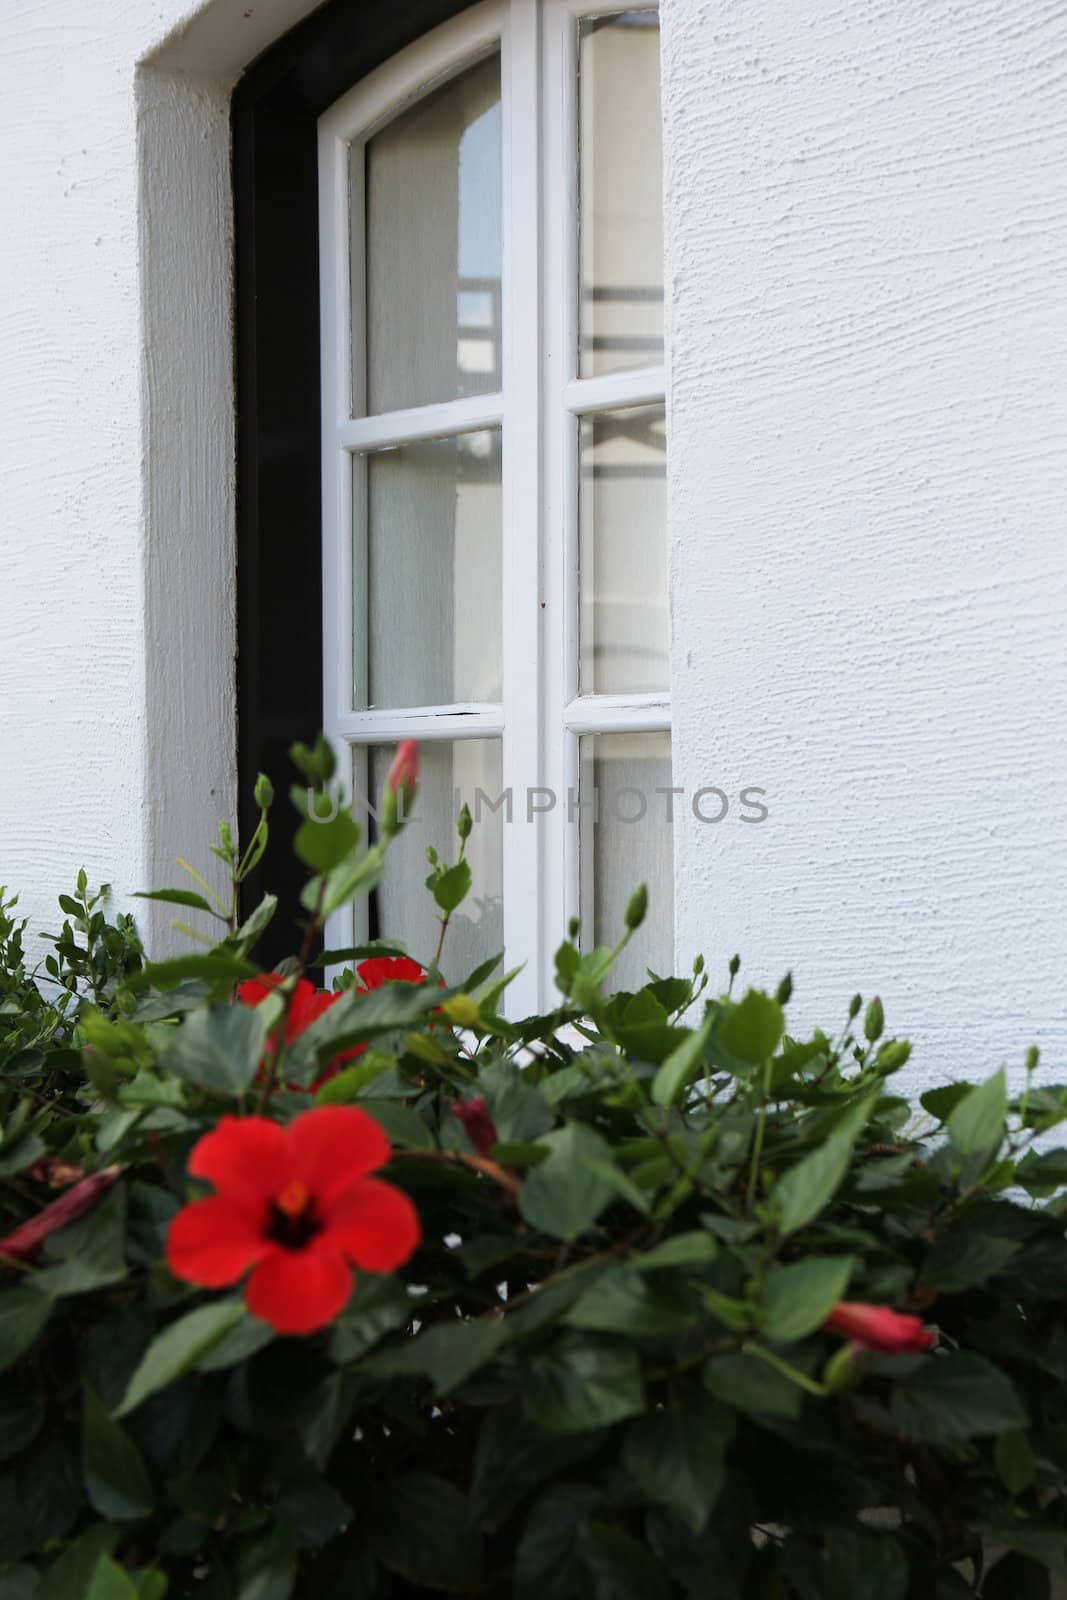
[457,274,502,395]
[579,404,667,695]
[582,283,664,363]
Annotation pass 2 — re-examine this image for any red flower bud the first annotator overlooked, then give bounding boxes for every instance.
[387,739,419,799]
[453,1097,498,1157]
[0,1167,120,1266]
[823,1301,935,1354]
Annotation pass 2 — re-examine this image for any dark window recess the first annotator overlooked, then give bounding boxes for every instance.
[234,0,475,965]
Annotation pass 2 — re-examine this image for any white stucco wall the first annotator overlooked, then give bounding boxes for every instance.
[662,0,1067,1089]
[1,0,1064,1090]
[0,0,319,951]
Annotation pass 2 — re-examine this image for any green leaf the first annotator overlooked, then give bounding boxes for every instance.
[329,1276,412,1364]
[432,859,472,914]
[0,1383,45,1463]
[36,1186,127,1298]
[631,1232,718,1271]
[293,807,361,872]
[0,1287,52,1374]
[469,1408,603,1536]
[919,1082,975,1121]
[577,1522,673,1600]
[37,1525,120,1600]
[704,1351,802,1417]
[518,1123,616,1240]
[364,1318,507,1396]
[162,1004,266,1097]
[947,1068,1007,1155]
[822,1529,908,1600]
[524,1333,644,1432]
[516,1484,603,1600]
[995,1429,1037,1495]
[133,889,217,914]
[890,1352,1025,1445]
[195,1311,274,1372]
[565,1266,695,1336]
[359,1100,435,1150]
[82,1383,154,1521]
[772,1096,875,1236]
[982,1552,1052,1600]
[622,1393,734,1533]
[284,980,443,1084]
[87,1556,139,1600]
[717,990,784,1065]
[762,1256,854,1343]
[234,1526,299,1600]
[124,953,258,993]
[313,1055,395,1104]
[368,1472,484,1593]
[275,1474,352,1547]
[651,1016,713,1106]
[116,1301,246,1416]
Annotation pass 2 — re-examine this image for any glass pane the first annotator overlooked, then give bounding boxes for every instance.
[357,740,504,981]
[579,731,674,990]
[357,429,502,708]
[578,13,663,377]
[579,405,668,694]
[360,52,502,414]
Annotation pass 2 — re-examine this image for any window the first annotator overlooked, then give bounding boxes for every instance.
[318,0,668,1008]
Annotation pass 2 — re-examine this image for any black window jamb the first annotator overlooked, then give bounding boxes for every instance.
[233,0,475,965]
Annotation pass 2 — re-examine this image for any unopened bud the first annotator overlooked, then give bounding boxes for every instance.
[452,1096,498,1156]
[624,884,648,931]
[457,803,473,841]
[864,996,885,1044]
[254,773,274,811]
[848,993,862,1020]
[728,954,741,979]
[776,971,793,1007]
[1026,1045,1040,1073]
[693,954,705,976]
[875,1039,911,1073]
[442,994,481,1028]
[568,916,581,940]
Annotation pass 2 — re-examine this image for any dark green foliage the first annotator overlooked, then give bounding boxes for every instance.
[1,760,1066,1597]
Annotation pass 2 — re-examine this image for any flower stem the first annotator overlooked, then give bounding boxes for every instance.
[745,1341,827,1397]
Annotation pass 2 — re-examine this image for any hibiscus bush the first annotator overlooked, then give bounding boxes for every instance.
[4,738,1067,1599]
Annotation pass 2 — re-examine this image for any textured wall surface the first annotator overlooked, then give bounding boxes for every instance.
[0,0,318,952]
[661,0,1067,1090]
[2,0,1065,1087]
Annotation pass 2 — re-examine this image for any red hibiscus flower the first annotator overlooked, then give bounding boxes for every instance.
[165,1107,420,1334]
[237,960,434,1085]
[823,1301,935,1354]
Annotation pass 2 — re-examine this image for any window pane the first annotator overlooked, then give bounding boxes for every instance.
[357,429,502,708]
[357,740,504,980]
[578,13,663,377]
[360,52,502,414]
[579,405,668,694]
[579,732,673,990]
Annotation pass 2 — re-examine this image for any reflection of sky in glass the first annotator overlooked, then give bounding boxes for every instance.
[459,102,500,280]
[458,101,501,382]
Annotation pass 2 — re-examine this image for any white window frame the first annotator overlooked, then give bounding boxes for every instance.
[319,0,668,1013]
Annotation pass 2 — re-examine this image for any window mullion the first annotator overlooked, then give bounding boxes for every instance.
[541,0,581,974]
[500,0,545,1015]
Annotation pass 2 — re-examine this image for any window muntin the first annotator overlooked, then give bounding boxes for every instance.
[321,0,669,1009]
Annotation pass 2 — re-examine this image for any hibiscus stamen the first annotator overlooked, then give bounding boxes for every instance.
[267,1180,321,1249]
